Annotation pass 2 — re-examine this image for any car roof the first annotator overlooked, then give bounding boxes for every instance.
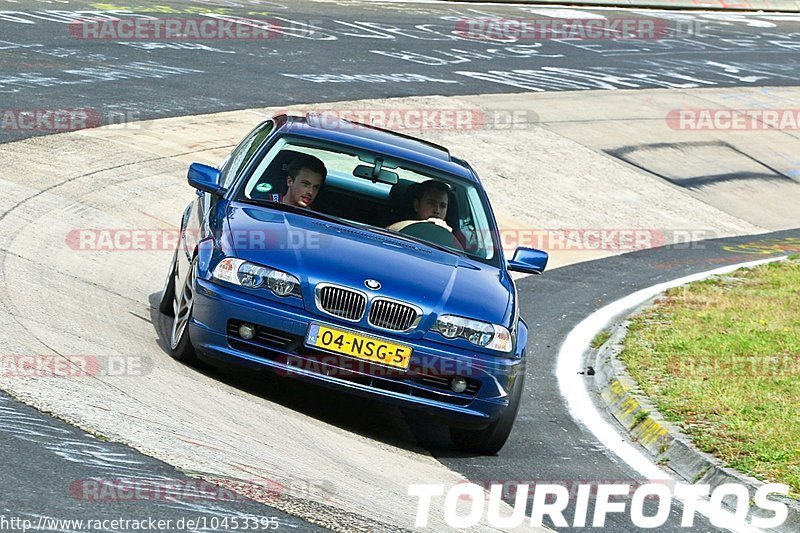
[275,114,479,183]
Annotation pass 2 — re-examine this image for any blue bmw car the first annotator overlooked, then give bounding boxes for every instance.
[159,114,547,454]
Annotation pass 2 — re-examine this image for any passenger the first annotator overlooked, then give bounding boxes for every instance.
[282,154,327,209]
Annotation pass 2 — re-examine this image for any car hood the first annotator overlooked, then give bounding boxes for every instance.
[224,203,512,324]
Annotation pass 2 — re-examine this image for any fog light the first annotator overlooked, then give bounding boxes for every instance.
[450,376,468,393]
[238,323,257,340]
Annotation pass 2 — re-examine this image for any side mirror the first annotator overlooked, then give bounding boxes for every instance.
[508,247,548,275]
[188,163,224,195]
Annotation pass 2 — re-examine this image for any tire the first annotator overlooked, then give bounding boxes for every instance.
[450,372,525,455]
[168,257,198,364]
[158,251,177,317]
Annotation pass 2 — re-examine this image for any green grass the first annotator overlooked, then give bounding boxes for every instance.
[591,329,612,349]
[620,258,800,497]
[634,409,650,426]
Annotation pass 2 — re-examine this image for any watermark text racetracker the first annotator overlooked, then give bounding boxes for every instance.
[667,108,800,130]
[69,476,335,503]
[454,17,704,41]
[282,108,538,131]
[69,17,283,40]
[669,354,800,378]
[409,481,790,529]
[66,228,329,252]
[502,228,715,251]
[0,109,99,132]
[1,108,148,132]
[0,355,152,378]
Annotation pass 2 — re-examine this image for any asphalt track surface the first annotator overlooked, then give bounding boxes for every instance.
[2,1,800,532]
[3,0,800,144]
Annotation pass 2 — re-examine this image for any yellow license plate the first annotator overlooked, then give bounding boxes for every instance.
[306,324,412,370]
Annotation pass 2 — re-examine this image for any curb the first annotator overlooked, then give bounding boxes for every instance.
[591,301,800,532]
[444,0,800,13]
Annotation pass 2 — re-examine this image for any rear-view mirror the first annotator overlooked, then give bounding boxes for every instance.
[353,164,399,185]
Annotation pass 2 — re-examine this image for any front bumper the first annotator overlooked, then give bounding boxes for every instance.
[190,278,524,426]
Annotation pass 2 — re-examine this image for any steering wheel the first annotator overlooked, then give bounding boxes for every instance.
[398,221,463,250]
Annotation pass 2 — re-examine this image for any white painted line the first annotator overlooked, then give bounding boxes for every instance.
[520,9,607,19]
[557,255,787,533]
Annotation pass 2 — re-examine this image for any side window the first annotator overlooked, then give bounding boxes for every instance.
[219,121,275,189]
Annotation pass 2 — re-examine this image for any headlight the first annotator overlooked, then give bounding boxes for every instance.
[267,270,297,297]
[212,258,301,298]
[434,315,513,353]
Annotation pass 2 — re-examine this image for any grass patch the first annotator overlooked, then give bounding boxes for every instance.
[591,329,612,349]
[620,258,800,497]
[633,409,650,426]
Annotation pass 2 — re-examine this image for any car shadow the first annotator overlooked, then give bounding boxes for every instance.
[147,292,477,458]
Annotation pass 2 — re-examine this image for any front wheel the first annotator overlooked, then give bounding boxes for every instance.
[450,372,525,455]
[168,258,198,364]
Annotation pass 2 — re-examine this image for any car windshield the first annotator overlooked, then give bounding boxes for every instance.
[234,135,498,264]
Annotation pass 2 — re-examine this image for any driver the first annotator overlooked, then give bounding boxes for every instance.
[388,180,452,232]
[413,180,449,222]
